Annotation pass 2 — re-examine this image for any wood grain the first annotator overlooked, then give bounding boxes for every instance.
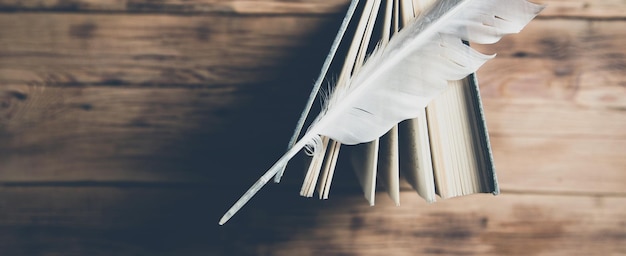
[0,11,332,183]
[0,0,625,255]
[1,17,624,194]
[0,0,348,15]
[476,19,626,113]
[0,0,624,19]
[0,83,327,186]
[0,187,624,255]
[474,19,626,194]
[0,13,337,87]
[492,136,626,194]
[0,12,334,183]
[537,0,626,19]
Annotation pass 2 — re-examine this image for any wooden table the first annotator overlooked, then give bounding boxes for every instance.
[0,0,624,255]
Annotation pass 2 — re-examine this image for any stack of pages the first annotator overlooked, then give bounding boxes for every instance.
[290,0,499,205]
[219,0,546,225]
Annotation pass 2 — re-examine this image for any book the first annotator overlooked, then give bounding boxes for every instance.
[297,0,499,205]
[219,0,541,225]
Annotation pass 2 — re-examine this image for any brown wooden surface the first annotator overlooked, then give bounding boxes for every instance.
[0,0,347,15]
[0,0,625,255]
[474,18,626,194]
[1,0,625,17]
[1,188,624,255]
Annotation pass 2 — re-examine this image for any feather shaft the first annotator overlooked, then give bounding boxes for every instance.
[219,135,316,225]
[275,0,361,183]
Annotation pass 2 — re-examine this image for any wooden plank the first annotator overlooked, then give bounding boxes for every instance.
[0,12,327,182]
[2,84,624,195]
[0,0,348,15]
[0,187,624,255]
[0,84,313,182]
[0,8,623,256]
[483,99,626,139]
[0,18,624,193]
[492,136,626,194]
[0,13,337,86]
[536,0,626,19]
[0,13,621,89]
[475,19,626,110]
[473,19,626,193]
[0,0,624,18]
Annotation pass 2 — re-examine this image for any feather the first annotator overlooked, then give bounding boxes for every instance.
[219,0,544,225]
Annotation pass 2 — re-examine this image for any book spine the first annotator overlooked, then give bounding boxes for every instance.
[467,72,500,195]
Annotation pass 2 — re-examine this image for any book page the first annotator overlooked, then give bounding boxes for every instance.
[350,140,379,205]
[300,137,329,197]
[377,127,400,205]
[317,140,340,199]
[301,0,381,199]
[393,0,438,203]
[399,114,436,202]
[428,78,492,198]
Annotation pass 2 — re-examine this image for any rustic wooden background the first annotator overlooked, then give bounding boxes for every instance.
[0,0,624,255]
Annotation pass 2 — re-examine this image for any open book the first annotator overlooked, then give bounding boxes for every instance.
[220,0,541,225]
[294,0,499,205]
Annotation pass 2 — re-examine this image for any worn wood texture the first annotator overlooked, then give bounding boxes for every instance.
[474,19,626,194]
[0,12,341,184]
[1,17,624,193]
[0,0,625,18]
[0,13,337,86]
[0,0,348,15]
[0,187,624,255]
[537,0,626,19]
[0,0,625,255]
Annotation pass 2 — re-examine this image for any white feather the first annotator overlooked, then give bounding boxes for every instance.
[219,0,544,225]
